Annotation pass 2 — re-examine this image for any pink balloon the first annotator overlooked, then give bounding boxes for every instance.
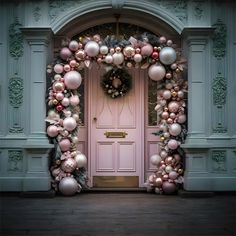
[162,181,177,194]
[47,125,58,137]
[167,139,179,150]
[59,139,71,152]
[60,47,72,60]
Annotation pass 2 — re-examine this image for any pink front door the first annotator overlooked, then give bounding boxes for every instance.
[88,66,145,187]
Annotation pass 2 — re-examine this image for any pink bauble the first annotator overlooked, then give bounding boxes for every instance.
[75,49,86,60]
[160,150,168,158]
[165,156,173,165]
[169,113,176,119]
[174,154,181,163]
[47,125,58,137]
[60,47,72,60]
[141,43,153,57]
[167,139,179,150]
[162,174,169,181]
[74,153,87,168]
[150,154,162,166]
[159,36,167,44]
[113,52,124,65]
[84,41,99,57]
[123,46,135,57]
[59,177,79,196]
[169,171,178,180]
[162,181,177,194]
[148,64,166,81]
[167,118,174,124]
[61,97,70,107]
[105,54,113,64]
[69,60,77,67]
[162,90,172,100]
[177,90,184,98]
[169,123,182,136]
[69,40,79,51]
[64,64,71,72]
[166,40,173,46]
[133,54,142,63]
[159,47,177,65]
[56,92,64,101]
[177,114,186,124]
[100,45,109,55]
[53,81,65,92]
[61,157,77,173]
[54,64,64,74]
[161,111,169,119]
[154,177,163,187]
[64,71,82,90]
[69,95,80,106]
[59,138,71,152]
[63,117,77,131]
[168,101,180,113]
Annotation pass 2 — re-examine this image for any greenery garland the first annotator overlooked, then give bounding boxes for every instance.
[101,67,132,99]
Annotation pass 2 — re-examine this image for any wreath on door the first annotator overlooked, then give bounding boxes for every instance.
[101,67,132,98]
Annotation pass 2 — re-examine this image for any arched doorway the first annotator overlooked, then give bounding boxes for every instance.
[51,13,181,188]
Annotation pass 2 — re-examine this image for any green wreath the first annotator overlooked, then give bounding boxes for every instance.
[101,67,132,99]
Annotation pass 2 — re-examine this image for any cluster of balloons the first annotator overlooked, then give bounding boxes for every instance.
[46,52,88,196]
[145,57,187,194]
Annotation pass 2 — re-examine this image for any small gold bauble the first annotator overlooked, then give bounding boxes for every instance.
[160,136,165,142]
[53,99,58,105]
[172,91,177,97]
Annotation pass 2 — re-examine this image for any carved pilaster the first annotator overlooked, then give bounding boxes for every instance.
[8,150,23,172]
[211,150,227,172]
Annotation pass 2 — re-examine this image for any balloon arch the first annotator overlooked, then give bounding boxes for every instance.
[46,32,187,196]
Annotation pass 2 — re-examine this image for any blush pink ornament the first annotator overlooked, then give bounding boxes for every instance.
[150,154,162,166]
[56,92,64,101]
[141,43,153,57]
[59,138,71,152]
[69,95,80,106]
[161,111,169,119]
[47,125,58,137]
[61,97,70,107]
[69,40,79,51]
[123,46,135,58]
[174,154,181,163]
[169,123,182,136]
[162,181,177,194]
[167,139,179,150]
[159,36,167,44]
[168,101,180,113]
[61,157,77,173]
[75,49,86,60]
[154,177,163,187]
[105,54,113,64]
[69,60,77,68]
[84,41,100,57]
[169,171,178,180]
[162,90,172,100]
[177,90,184,98]
[54,64,64,74]
[177,114,186,124]
[63,117,77,131]
[64,64,71,72]
[133,54,142,63]
[74,153,87,168]
[59,177,79,196]
[53,81,65,92]
[64,71,82,90]
[60,47,72,60]
[148,64,166,81]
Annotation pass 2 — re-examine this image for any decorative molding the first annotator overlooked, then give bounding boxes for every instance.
[8,150,23,172]
[194,1,203,19]
[9,17,23,59]
[8,77,23,108]
[212,73,227,106]
[212,19,226,59]
[33,6,42,22]
[211,150,227,172]
[112,0,125,9]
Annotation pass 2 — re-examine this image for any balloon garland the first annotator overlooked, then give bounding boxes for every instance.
[101,67,132,98]
[46,32,187,196]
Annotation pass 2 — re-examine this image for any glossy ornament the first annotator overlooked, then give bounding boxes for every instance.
[53,81,65,92]
[60,47,72,60]
[150,154,162,166]
[177,114,186,124]
[47,125,58,137]
[165,165,173,173]
[69,40,79,51]
[169,123,182,136]
[61,97,70,107]
[168,101,180,113]
[154,177,163,187]
[167,139,179,150]
[75,49,86,60]
[54,64,64,74]
[84,41,99,57]
[63,117,77,131]
[162,181,176,194]
[159,47,177,65]
[148,64,166,81]
[100,45,109,55]
[113,52,124,65]
[59,138,71,152]
[169,171,178,180]
[61,157,77,173]
[133,54,142,63]
[64,71,82,90]
[59,177,79,196]
[123,46,135,57]
[56,92,64,101]
[105,54,113,64]
[74,153,87,168]
[141,43,153,57]
[69,95,80,106]
[162,90,172,100]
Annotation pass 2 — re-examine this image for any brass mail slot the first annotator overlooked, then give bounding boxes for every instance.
[104,131,128,138]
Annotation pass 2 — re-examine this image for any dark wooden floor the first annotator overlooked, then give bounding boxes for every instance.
[0,192,236,236]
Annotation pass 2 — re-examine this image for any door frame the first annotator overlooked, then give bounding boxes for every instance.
[87,67,145,187]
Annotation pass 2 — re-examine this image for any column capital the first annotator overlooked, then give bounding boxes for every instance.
[182,27,215,38]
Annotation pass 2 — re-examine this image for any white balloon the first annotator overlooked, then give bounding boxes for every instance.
[148,64,166,81]
[159,47,177,65]
[150,154,162,166]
